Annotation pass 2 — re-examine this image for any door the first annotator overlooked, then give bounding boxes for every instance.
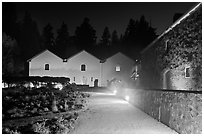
[82,76,87,85]
[94,79,98,87]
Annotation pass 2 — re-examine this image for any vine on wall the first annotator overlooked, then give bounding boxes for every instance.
[155,5,202,90]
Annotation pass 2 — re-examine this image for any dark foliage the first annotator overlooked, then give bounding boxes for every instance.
[55,22,70,53]
[3,76,70,87]
[2,3,18,38]
[111,30,120,46]
[75,17,97,51]
[122,16,157,59]
[18,12,42,60]
[2,33,24,77]
[100,26,111,46]
[42,23,55,50]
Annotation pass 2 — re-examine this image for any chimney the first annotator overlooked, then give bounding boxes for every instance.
[173,13,183,23]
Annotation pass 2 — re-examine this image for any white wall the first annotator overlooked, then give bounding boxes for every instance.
[101,52,135,87]
[29,50,135,87]
[29,50,67,77]
[29,50,101,87]
[65,51,101,87]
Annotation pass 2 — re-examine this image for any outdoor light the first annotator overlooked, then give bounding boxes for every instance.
[113,89,117,95]
[125,95,130,101]
[54,83,63,90]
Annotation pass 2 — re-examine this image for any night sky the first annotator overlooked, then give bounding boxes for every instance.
[15,2,197,40]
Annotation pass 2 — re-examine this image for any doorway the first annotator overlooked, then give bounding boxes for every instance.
[82,76,87,85]
[162,69,170,89]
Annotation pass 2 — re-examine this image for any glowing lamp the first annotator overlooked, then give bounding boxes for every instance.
[54,83,63,90]
[113,89,117,95]
[125,95,130,101]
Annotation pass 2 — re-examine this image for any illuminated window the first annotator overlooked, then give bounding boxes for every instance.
[45,64,49,70]
[81,64,86,71]
[63,59,67,62]
[116,65,120,72]
[185,67,190,78]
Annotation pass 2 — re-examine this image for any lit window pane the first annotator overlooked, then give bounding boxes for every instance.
[116,66,120,72]
[63,59,67,62]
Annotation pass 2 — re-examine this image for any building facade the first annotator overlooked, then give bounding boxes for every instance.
[100,52,135,87]
[140,3,202,91]
[28,50,101,87]
[28,50,135,87]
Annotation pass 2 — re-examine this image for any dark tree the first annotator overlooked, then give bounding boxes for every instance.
[2,33,24,76]
[55,22,70,53]
[75,17,97,51]
[42,23,55,50]
[123,16,157,59]
[111,30,119,46]
[137,15,157,49]
[123,18,137,45]
[18,12,42,60]
[2,3,17,38]
[100,27,111,46]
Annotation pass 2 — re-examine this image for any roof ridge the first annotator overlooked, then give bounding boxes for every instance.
[27,49,62,62]
[141,2,201,54]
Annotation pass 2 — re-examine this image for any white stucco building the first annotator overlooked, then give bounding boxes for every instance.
[28,49,135,87]
[100,52,135,87]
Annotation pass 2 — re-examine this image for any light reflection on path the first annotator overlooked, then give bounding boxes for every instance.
[72,91,178,134]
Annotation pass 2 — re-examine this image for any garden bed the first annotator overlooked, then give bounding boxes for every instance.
[2,84,90,134]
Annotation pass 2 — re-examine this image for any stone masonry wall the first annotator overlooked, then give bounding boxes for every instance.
[140,4,202,91]
[114,88,202,134]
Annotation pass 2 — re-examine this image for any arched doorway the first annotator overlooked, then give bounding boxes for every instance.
[162,69,170,89]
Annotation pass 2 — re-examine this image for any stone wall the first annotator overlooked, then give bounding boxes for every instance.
[140,4,202,91]
[115,88,202,134]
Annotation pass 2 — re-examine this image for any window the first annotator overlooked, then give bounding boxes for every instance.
[116,65,120,72]
[81,64,86,71]
[185,67,190,78]
[73,77,75,81]
[165,40,169,52]
[91,77,93,82]
[45,64,49,70]
[63,59,67,62]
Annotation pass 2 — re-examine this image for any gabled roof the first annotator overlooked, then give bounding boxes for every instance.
[100,51,135,63]
[66,49,101,60]
[27,49,62,62]
[27,48,101,62]
[141,2,201,54]
[27,47,135,63]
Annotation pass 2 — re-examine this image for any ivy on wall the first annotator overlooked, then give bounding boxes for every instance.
[155,5,202,90]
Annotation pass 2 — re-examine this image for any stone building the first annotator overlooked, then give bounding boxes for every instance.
[140,3,202,91]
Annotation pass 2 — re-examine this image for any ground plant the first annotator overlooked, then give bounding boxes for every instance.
[2,82,90,134]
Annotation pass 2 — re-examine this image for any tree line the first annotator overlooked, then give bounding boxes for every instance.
[3,3,157,76]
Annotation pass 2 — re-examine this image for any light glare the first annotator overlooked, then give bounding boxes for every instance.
[113,89,117,95]
[125,95,130,101]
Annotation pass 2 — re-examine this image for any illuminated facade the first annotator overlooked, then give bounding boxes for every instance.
[28,50,101,87]
[140,3,201,91]
[100,52,135,87]
[28,50,135,87]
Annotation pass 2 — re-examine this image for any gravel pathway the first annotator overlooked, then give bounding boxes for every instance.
[71,92,178,134]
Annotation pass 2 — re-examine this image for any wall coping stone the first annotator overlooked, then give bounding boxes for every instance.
[125,88,202,94]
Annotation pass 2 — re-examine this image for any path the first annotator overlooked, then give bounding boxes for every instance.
[71,91,178,134]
